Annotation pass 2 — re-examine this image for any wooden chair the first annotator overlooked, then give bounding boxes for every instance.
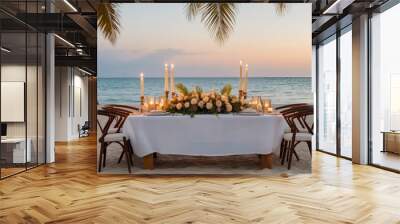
[275,103,309,110]
[97,109,133,173]
[102,106,137,164]
[277,104,312,159]
[280,105,314,169]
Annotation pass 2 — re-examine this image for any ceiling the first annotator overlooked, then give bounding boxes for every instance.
[0,0,394,75]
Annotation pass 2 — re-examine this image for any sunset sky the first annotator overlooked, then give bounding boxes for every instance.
[98,3,311,77]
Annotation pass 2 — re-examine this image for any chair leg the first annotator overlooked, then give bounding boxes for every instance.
[306,141,312,156]
[279,139,284,158]
[288,142,295,170]
[123,138,132,173]
[293,149,300,161]
[281,140,289,165]
[103,144,107,168]
[98,143,104,172]
[118,151,124,164]
[128,141,134,165]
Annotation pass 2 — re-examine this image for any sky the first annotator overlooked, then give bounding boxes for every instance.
[98,3,311,78]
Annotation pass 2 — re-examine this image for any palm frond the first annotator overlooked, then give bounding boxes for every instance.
[186,3,204,21]
[220,84,232,96]
[97,3,120,44]
[201,3,237,45]
[176,83,189,96]
[275,3,287,15]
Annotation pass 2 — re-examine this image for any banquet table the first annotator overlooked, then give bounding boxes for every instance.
[122,114,285,169]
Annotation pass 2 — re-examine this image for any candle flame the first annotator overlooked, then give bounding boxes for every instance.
[245,64,248,68]
[164,63,168,67]
[240,60,243,65]
[171,64,174,68]
[140,72,144,78]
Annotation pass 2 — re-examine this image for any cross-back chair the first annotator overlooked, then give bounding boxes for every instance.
[97,109,133,173]
[280,104,314,169]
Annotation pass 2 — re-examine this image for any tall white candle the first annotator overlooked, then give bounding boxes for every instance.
[140,72,144,97]
[244,64,249,92]
[239,60,243,91]
[170,64,175,94]
[164,63,169,92]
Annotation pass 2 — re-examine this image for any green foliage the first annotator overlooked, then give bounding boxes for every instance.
[220,84,232,96]
[186,3,237,45]
[97,3,120,44]
[194,86,203,94]
[176,83,189,95]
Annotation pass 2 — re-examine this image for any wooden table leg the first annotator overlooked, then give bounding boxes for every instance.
[143,154,154,170]
[260,154,273,169]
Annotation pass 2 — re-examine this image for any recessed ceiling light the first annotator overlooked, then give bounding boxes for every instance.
[323,0,343,14]
[54,34,75,48]
[78,67,92,76]
[1,47,11,53]
[63,0,78,12]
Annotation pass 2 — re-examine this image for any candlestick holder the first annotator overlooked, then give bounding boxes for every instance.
[239,90,243,99]
[243,91,247,99]
[164,91,170,110]
[165,90,169,100]
[140,96,145,112]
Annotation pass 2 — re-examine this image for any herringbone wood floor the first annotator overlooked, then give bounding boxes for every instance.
[1,136,400,224]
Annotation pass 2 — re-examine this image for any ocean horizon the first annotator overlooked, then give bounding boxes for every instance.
[98,77,313,106]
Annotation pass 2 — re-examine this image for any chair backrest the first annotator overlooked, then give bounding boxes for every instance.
[275,103,309,110]
[97,109,116,142]
[104,104,139,112]
[102,106,132,133]
[282,105,314,134]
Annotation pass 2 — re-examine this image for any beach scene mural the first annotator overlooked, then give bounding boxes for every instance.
[98,3,312,106]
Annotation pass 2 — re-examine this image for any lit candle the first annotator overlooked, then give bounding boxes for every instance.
[244,64,249,93]
[164,63,169,93]
[239,60,243,92]
[140,72,144,97]
[170,64,175,94]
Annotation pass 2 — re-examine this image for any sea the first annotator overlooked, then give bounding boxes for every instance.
[98,77,313,106]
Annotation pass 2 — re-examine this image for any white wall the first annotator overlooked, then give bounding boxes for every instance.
[54,67,89,141]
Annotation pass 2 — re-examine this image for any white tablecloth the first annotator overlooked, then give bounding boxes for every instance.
[123,114,285,158]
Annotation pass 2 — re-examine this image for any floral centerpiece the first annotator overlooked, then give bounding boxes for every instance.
[167,83,246,115]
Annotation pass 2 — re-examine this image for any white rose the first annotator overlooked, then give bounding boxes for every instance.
[198,101,205,108]
[191,98,198,105]
[221,95,228,102]
[206,102,213,110]
[216,100,222,108]
[176,103,183,110]
[184,102,190,108]
[211,93,216,99]
[203,96,209,103]
[226,103,232,112]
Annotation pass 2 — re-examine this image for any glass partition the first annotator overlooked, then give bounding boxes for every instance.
[370,3,400,171]
[339,28,352,158]
[0,1,46,179]
[317,36,337,154]
[1,30,28,178]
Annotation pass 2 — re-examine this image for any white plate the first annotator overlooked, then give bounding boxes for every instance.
[236,112,261,116]
[146,112,170,116]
